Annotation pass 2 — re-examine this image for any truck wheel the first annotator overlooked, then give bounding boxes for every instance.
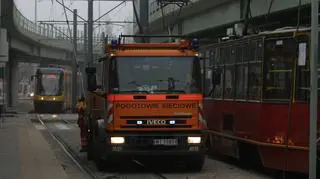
[94,157,106,171]
[86,136,93,160]
[185,155,205,172]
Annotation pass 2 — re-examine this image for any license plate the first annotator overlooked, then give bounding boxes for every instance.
[153,139,178,146]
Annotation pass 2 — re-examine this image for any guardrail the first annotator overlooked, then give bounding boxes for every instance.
[12,2,103,50]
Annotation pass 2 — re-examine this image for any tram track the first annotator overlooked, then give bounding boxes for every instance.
[30,112,289,179]
[34,113,169,179]
[35,114,100,179]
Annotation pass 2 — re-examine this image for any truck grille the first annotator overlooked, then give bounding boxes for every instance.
[119,115,193,129]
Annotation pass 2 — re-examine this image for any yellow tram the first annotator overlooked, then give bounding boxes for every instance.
[33,66,73,113]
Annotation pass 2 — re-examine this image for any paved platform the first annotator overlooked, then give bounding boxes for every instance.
[0,114,70,179]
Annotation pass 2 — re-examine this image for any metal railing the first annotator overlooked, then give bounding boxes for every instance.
[149,0,200,17]
[12,2,104,51]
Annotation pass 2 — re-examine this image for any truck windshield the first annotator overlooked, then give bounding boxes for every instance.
[109,56,202,94]
[35,73,62,96]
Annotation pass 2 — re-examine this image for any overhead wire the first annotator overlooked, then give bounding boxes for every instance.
[94,1,126,23]
[92,1,126,43]
[132,0,144,42]
[55,0,87,21]
[60,0,84,99]
[93,1,127,48]
[283,0,302,178]
[158,1,188,40]
[57,1,74,20]
[49,0,55,21]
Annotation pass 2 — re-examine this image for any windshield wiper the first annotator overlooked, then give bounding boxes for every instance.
[115,90,150,94]
[127,80,141,87]
[152,89,186,94]
[156,79,187,84]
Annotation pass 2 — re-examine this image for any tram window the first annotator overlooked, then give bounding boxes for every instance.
[18,84,22,93]
[243,42,250,62]
[295,67,310,100]
[263,38,295,100]
[236,64,248,99]
[295,40,310,101]
[256,40,264,60]
[214,48,222,65]
[236,45,244,63]
[209,50,215,66]
[229,46,237,64]
[211,67,224,98]
[249,42,256,61]
[220,47,227,64]
[224,65,235,99]
[248,63,262,100]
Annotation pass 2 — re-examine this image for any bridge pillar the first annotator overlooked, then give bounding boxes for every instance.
[7,59,18,107]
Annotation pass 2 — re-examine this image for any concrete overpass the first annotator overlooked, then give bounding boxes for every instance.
[136,0,312,42]
[0,0,104,108]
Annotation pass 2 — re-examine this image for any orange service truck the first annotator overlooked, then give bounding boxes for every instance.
[84,35,207,171]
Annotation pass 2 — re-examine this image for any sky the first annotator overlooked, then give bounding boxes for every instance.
[14,0,134,36]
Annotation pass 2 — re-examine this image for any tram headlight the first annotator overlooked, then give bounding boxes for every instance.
[30,92,34,97]
[110,137,125,144]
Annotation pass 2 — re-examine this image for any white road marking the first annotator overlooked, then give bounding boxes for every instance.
[33,123,46,130]
[61,114,78,120]
[54,123,70,130]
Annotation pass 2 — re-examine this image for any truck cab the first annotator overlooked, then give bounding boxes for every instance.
[85,36,206,171]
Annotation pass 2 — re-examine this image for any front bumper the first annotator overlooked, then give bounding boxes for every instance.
[98,131,206,157]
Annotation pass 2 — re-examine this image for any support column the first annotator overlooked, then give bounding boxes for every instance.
[72,9,78,111]
[87,0,93,67]
[139,0,149,36]
[83,23,88,97]
[309,1,318,178]
[7,59,18,108]
[133,0,149,42]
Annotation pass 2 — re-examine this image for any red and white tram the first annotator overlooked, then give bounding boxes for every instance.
[201,27,319,174]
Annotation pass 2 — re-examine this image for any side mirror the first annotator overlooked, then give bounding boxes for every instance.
[85,67,97,92]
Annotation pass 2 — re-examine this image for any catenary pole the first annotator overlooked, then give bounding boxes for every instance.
[309,0,318,178]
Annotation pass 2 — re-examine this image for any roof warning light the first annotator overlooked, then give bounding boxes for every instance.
[192,38,199,50]
[111,39,118,49]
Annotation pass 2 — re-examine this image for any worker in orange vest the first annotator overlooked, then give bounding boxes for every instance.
[76,96,88,152]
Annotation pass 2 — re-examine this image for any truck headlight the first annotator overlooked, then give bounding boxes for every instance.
[188,137,201,144]
[110,137,125,144]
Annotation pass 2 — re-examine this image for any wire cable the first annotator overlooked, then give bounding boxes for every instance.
[283,1,302,178]
[55,0,86,21]
[60,0,84,99]
[264,0,274,23]
[159,1,188,40]
[132,0,144,42]
[94,1,126,23]
[57,1,74,20]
